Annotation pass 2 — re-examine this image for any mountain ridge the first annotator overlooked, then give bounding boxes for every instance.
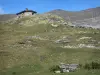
[48,6,100,21]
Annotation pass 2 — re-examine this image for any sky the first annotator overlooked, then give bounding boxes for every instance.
[0,0,100,14]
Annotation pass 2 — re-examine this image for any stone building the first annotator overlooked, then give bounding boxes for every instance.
[16,8,37,18]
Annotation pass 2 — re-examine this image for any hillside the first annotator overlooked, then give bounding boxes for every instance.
[0,14,16,21]
[48,7,100,28]
[0,14,100,75]
[72,16,100,28]
[48,7,100,21]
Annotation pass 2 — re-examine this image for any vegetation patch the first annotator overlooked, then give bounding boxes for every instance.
[84,62,100,70]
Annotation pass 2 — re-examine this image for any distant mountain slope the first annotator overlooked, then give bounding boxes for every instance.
[0,14,17,21]
[72,16,100,28]
[48,7,100,21]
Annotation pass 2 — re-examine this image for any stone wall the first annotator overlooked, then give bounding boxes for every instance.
[23,12,33,16]
[17,12,33,18]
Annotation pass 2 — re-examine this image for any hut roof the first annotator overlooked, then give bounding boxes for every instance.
[16,10,37,15]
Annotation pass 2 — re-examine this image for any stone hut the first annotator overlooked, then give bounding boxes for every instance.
[16,8,37,18]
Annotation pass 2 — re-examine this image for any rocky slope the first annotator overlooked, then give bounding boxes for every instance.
[48,7,100,28]
[72,16,100,28]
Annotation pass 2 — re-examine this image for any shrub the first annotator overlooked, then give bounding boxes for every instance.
[49,65,61,72]
[18,41,25,44]
[84,63,91,70]
[84,62,100,70]
[78,64,83,68]
[91,62,100,69]
[12,72,16,75]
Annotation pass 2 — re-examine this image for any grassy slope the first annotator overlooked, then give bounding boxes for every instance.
[0,15,100,75]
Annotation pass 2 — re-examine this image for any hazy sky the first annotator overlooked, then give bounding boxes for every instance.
[0,0,100,14]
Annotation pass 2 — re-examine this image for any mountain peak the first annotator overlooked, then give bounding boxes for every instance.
[49,9,67,12]
[55,9,65,11]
